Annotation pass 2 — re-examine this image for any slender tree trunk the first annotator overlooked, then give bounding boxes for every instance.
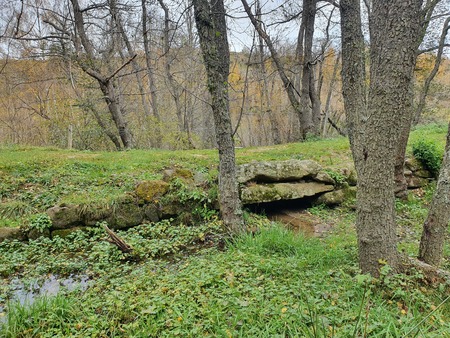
[99,80,133,149]
[322,52,340,136]
[419,122,450,266]
[109,0,151,118]
[141,0,162,147]
[414,17,450,125]
[299,0,317,138]
[193,0,244,233]
[157,0,185,135]
[255,0,280,145]
[241,0,303,141]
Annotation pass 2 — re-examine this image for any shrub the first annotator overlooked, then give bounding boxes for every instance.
[412,139,442,177]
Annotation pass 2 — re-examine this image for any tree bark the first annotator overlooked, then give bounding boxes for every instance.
[419,122,450,266]
[341,0,423,276]
[192,0,244,233]
[393,1,443,197]
[299,0,317,138]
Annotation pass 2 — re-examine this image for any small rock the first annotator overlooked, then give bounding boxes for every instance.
[314,171,335,185]
[0,227,26,242]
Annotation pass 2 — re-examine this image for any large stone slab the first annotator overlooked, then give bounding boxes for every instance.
[237,160,322,183]
[240,182,334,204]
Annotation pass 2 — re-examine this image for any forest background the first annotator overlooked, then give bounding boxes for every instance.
[1,0,449,151]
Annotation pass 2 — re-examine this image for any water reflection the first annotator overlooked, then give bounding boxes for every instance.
[0,274,89,324]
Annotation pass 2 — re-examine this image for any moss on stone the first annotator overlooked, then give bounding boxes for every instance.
[135,180,170,203]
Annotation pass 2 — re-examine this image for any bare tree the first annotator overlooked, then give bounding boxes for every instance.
[192,0,244,233]
[340,0,425,276]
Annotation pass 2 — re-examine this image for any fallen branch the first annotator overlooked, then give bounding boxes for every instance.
[402,255,450,284]
[102,223,133,253]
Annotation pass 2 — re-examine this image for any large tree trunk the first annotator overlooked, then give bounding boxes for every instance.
[341,0,422,276]
[418,122,450,266]
[192,0,244,233]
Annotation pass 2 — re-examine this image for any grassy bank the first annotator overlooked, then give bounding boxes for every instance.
[1,123,449,337]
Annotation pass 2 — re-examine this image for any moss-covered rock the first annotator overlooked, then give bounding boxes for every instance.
[315,190,346,206]
[143,204,160,223]
[0,227,26,242]
[240,182,334,204]
[135,180,170,203]
[163,168,194,183]
[107,199,145,230]
[28,228,51,240]
[52,227,90,238]
[237,160,322,183]
[47,204,82,229]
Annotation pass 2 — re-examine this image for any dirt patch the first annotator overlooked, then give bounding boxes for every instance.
[267,210,332,237]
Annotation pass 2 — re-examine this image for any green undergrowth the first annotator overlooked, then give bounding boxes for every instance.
[1,217,450,337]
[1,123,450,336]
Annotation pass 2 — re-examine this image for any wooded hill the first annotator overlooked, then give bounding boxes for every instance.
[0,51,449,150]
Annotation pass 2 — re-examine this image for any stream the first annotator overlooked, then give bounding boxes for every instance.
[0,274,89,325]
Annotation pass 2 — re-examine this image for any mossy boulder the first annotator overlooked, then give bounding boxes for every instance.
[135,180,170,203]
[0,227,26,242]
[316,189,347,206]
[163,168,194,183]
[47,204,82,229]
[240,182,334,204]
[237,160,322,183]
[107,201,144,230]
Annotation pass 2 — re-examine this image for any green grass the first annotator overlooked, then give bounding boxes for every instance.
[0,123,449,336]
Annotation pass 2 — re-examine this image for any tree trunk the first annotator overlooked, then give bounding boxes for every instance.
[157,0,185,136]
[341,0,422,276]
[256,0,281,145]
[393,2,443,197]
[419,122,450,266]
[241,0,303,141]
[322,52,340,136]
[192,0,244,233]
[99,80,133,149]
[141,0,162,147]
[299,0,317,138]
[70,0,133,149]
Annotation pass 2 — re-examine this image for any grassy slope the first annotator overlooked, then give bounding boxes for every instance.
[0,123,450,337]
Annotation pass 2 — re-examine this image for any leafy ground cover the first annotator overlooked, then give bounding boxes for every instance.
[1,123,450,337]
